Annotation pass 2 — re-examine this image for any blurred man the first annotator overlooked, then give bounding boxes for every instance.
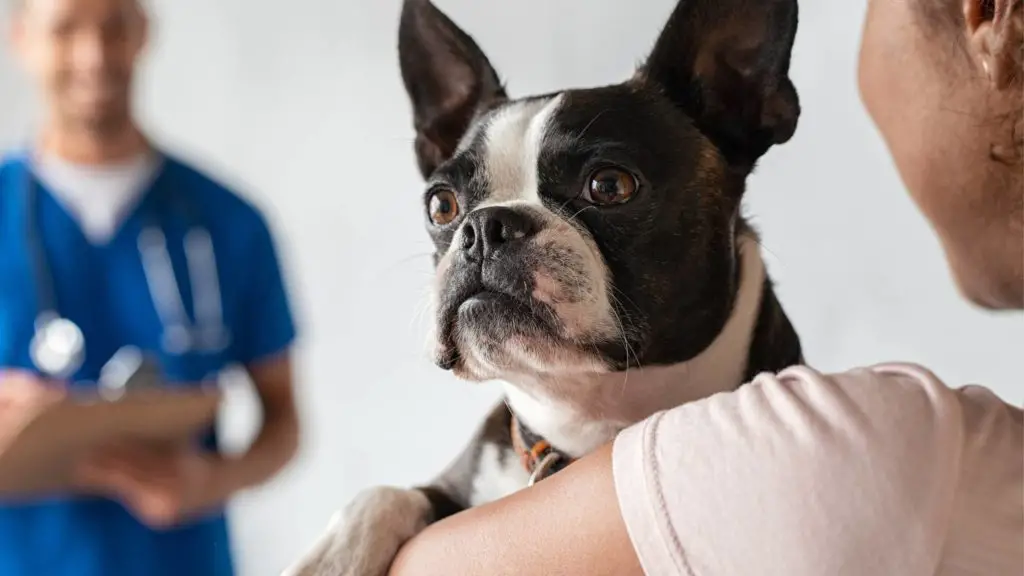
[0,0,300,574]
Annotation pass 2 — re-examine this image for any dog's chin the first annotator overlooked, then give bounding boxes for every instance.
[434,292,611,381]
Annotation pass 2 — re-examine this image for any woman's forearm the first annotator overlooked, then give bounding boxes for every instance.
[388,444,643,576]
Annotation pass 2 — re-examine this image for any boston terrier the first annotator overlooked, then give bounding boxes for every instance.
[285,0,803,573]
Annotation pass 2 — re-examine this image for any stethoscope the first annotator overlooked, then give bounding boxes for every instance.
[23,160,232,381]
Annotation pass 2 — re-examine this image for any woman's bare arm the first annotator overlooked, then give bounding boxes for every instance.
[388,443,643,576]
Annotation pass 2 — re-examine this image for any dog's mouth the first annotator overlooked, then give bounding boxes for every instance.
[458,289,515,312]
[435,276,561,372]
[457,286,554,315]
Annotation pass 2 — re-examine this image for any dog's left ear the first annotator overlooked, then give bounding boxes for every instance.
[638,0,800,164]
[399,0,507,179]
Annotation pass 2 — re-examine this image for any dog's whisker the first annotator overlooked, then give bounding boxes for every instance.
[567,205,597,221]
[750,236,781,263]
[607,294,639,399]
[372,252,436,283]
[573,109,611,143]
[411,297,433,340]
[414,300,437,360]
[610,284,644,319]
[608,292,641,366]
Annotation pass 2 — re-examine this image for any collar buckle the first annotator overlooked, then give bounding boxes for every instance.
[511,414,574,486]
[527,452,562,486]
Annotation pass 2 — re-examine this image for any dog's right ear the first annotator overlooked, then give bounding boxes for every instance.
[399,0,506,179]
[638,0,800,165]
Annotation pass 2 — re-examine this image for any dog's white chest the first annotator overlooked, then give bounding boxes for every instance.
[469,444,532,507]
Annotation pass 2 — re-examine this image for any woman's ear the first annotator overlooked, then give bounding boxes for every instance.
[964,0,1023,89]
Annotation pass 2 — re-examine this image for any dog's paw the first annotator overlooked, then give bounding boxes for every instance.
[282,486,433,576]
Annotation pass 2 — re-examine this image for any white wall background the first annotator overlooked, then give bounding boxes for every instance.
[1,0,1021,574]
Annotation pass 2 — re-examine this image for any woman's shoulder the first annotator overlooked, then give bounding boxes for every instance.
[760,362,973,426]
[613,362,1022,575]
[729,362,1019,488]
[761,362,1020,436]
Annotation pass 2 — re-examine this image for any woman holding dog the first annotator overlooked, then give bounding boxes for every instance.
[390,0,1023,574]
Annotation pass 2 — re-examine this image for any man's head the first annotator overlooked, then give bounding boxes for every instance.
[9,0,147,136]
[859,0,1023,309]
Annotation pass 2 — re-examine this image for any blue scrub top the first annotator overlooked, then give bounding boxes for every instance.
[0,151,298,576]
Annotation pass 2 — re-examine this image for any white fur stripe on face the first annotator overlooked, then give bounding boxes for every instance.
[478,95,564,208]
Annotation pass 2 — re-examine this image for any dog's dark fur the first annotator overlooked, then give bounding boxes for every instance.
[285,1,802,574]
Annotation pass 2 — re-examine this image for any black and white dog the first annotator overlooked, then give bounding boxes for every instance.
[286,0,803,573]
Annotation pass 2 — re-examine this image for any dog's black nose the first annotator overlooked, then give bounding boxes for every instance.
[461,206,537,260]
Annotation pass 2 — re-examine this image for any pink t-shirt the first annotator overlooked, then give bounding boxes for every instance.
[612,363,1023,575]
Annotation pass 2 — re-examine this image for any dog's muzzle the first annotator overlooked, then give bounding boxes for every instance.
[434,205,557,370]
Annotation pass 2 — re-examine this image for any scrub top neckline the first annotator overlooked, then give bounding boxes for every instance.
[31,156,169,250]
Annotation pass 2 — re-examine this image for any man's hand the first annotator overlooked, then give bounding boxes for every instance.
[0,370,65,453]
[74,442,229,529]
[72,353,298,531]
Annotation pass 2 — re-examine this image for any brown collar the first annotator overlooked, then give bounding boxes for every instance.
[510,414,576,485]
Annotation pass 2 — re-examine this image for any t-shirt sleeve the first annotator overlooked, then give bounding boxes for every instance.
[231,210,298,365]
[611,363,994,575]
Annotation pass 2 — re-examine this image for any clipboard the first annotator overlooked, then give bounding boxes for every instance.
[0,385,221,499]
[0,345,224,501]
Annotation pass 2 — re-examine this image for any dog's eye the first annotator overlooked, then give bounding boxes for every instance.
[583,168,637,205]
[428,189,460,225]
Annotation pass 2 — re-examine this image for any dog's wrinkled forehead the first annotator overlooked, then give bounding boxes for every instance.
[436,95,565,212]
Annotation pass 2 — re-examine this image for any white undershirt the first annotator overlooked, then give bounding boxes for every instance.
[33,152,162,245]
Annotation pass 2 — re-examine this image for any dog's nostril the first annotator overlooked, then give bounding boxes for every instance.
[486,209,535,245]
[462,225,476,252]
[484,217,507,246]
